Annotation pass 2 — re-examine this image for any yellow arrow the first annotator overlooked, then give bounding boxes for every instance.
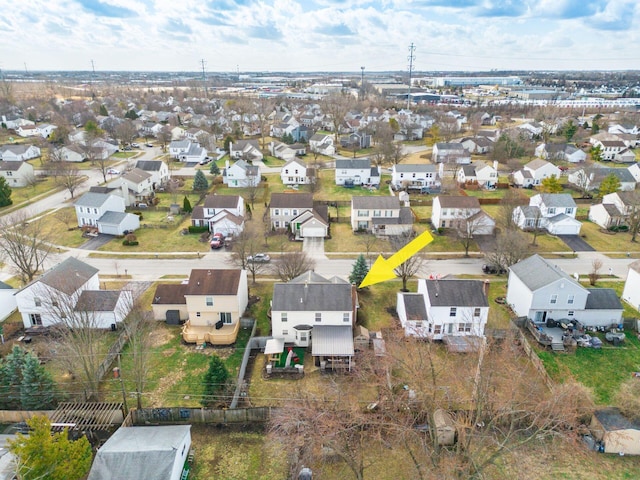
[359,230,434,288]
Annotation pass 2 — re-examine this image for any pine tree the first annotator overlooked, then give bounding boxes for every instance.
[224,135,234,152]
[201,355,230,407]
[193,170,209,191]
[20,354,56,410]
[209,162,220,175]
[125,109,139,120]
[99,104,108,116]
[8,416,93,480]
[349,254,370,287]
[183,196,192,213]
[0,176,13,207]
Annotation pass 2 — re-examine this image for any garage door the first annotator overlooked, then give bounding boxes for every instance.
[550,223,580,235]
[301,226,325,237]
[99,224,119,235]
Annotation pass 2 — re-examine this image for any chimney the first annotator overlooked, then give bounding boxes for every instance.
[493,160,498,171]
[483,279,490,299]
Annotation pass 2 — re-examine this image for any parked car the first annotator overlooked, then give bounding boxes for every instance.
[106,168,120,175]
[145,143,153,147]
[210,232,224,249]
[131,142,140,148]
[482,264,506,275]
[247,253,271,263]
[199,157,212,165]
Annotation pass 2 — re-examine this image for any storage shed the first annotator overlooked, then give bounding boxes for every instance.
[590,408,640,455]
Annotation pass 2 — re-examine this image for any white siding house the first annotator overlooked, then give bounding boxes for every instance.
[431,196,495,234]
[391,164,439,191]
[351,196,413,236]
[622,260,640,313]
[335,158,380,187]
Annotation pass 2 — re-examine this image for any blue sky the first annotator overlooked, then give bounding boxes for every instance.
[0,0,638,72]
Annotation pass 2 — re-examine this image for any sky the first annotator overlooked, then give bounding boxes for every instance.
[0,0,639,73]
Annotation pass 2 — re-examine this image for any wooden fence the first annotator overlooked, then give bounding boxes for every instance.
[510,319,555,390]
[125,407,273,426]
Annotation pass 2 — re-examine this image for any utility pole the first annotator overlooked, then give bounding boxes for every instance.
[360,66,365,101]
[114,354,129,415]
[200,59,208,97]
[407,43,416,110]
[90,59,96,99]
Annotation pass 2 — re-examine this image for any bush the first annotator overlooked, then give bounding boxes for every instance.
[133,212,143,220]
[437,227,445,235]
[188,225,209,234]
[122,240,139,246]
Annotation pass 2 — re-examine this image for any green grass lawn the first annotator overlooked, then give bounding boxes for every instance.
[5,177,63,207]
[580,221,640,252]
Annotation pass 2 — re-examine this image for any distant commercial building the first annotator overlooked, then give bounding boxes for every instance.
[423,76,522,87]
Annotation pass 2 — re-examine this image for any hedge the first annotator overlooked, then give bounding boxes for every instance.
[188,226,209,234]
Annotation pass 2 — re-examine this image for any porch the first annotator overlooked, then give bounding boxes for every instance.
[181,320,240,346]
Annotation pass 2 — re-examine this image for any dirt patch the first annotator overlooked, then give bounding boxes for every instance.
[148,328,174,348]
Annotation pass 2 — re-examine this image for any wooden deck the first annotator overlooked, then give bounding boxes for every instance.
[181,321,240,345]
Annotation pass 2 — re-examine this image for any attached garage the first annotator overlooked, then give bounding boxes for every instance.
[97,211,140,236]
[546,214,582,235]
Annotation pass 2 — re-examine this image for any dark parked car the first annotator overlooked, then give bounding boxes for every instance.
[482,264,506,275]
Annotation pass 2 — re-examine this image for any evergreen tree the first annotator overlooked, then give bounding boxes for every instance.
[209,162,220,175]
[224,135,234,152]
[193,170,209,191]
[8,416,93,480]
[99,104,108,116]
[0,176,13,207]
[124,109,139,120]
[183,196,192,213]
[201,356,230,407]
[349,254,370,287]
[20,354,56,410]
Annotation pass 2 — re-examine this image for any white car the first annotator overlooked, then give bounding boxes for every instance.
[106,168,120,175]
[247,253,271,263]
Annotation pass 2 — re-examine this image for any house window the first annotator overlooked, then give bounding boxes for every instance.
[206,296,213,306]
[400,173,404,178]
[196,312,201,317]
[412,173,416,178]
[281,313,287,322]
[29,314,42,326]
[373,210,381,217]
[474,308,481,317]
[458,323,472,333]
[282,329,288,335]
[434,325,442,335]
[284,169,288,174]
[358,210,369,217]
[79,207,84,213]
[93,208,98,214]
[274,209,280,215]
[567,295,574,305]
[449,307,457,317]
[550,294,558,304]
[292,209,298,216]
[315,313,322,323]
[548,207,556,215]
[343,313,350,322]
[34,297,41,307]
[220,312,232,324]
[568,311,575,317]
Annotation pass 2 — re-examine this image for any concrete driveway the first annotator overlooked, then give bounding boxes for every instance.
[303,237,326,259]
[474,235,497,253]
[78,234,115,250]
[557,235,595,252]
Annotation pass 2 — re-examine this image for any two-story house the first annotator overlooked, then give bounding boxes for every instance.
[222,159,260,188]
[506,254,623,328]
[15,257,99,328]
[0,144,41,162]
[108,168,154,207]
[588,191,639,229]
[229,140,263,162]
[270,271,357,371]
[156,269,248,345]
[431,196,495,234]
[190,194,245,236]
[351,196,413,236]
[135,160,170,189]
[456,161,498,189]
[390,164,439,191]
[534,143,586,163]
[396,279,489,346]
[74,192,140,235]
[432,143,471,164]
[308,133,335,156]
[513,193,581,235]
[335,158,380,187]
[169,139,192,158]
[0,161,35,187]
[280,158,315,186]
[622,260,640,313]
[0,281,18,323]
[591,139,629,161]
[269,193,328,238]
[513,158,561,188]
[568,167,637,192]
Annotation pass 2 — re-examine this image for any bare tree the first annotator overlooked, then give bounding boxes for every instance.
[390,142,408,165]
[54,208,77,231]
[56,162,83,199]
[358,234,379,269]
[121,302,153,409]
[158,125,172,152]
[498,188,528,230]
[273,251,316,282]
[389,232,426,291]
[255,97,275,150]
[530,208,545,246]
[321,92,354,143]
[115,119,138,148]
[0,213,54,284]
[227,226,269,284]
[245,173,261,211]
[625,190,640,242]
[589,258,603,286]
[453,210,488,257]
[437,115,459,141]
[484,229,529,272]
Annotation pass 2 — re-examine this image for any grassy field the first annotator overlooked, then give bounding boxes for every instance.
[4,176,63,207]
[580,221,640,252]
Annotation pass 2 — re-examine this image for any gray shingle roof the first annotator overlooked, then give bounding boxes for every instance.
[272,274,353,311]
[135,160,163,171]
[423,279,489,307]
[509,254,582,292]
[37,257,99,295]
[585,288,623,310]
[393,164,437,173]
[335,158,372,170]
[75,290,122,312]
[98,211,129,225]
[436,196,481,209]
[203,194,241,209]
[538,193,577,208]
[400,293,427,320]
[352,196,400,209]
[75,192,111,208]
[123,168,152,183]
[269,192,313,209]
